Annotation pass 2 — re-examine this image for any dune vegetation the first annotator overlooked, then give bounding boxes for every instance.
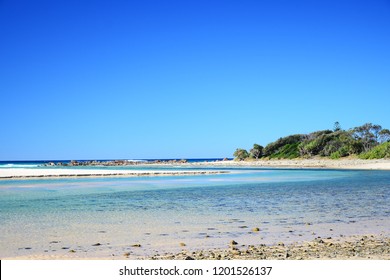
[234,122,390,160]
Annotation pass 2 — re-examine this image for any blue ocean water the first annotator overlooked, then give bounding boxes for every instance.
[0,166,389,258]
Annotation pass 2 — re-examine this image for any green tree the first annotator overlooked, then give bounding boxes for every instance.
[352,123,382,152]
[334,121,341,132]
[379,129,390,143]
[233,148,249,161]
[250,144,264,159]
[298,130,333,157]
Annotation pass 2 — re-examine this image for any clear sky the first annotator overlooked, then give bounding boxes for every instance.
[1,0,389,160]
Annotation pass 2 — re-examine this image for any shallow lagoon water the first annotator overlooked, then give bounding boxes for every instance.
[0,167,389,258]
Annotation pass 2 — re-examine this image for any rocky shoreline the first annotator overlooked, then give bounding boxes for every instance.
[44,159,199,167]
[147,235,390,260]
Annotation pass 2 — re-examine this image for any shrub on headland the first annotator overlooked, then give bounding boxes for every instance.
[263,134,304,157]
[268,142,301,159]
[358,142,390,159]
[233,148,249,161]
[234,122,390,160]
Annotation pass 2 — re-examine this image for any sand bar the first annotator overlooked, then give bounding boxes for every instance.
[0,168,228,179]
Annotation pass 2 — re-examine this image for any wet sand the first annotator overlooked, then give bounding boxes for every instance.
[6,234,389,260]
[4,217,389,260]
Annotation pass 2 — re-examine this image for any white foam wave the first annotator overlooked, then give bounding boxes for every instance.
[126,159,148,163]
[0,164,40,168]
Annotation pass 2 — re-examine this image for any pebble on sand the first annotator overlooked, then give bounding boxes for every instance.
[148,235,390,260]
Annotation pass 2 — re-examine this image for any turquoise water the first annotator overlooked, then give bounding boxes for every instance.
[0,168,389,258]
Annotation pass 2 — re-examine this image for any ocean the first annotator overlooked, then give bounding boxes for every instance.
[0,163,389,259]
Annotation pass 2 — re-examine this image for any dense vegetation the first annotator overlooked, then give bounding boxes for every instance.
[234,122,390,160]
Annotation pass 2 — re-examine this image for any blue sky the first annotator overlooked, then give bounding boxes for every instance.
[1,0,389,160]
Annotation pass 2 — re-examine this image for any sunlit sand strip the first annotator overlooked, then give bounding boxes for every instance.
[0,168,229,179]
[190,159,390,170]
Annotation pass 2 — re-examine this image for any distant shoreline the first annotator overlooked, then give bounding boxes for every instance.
[1,158,390,179]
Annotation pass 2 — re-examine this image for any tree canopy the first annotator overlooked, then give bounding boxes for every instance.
[233,148,249,161]
[250,144,263,159]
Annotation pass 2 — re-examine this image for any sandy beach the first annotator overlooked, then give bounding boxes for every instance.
[191,158,390,170]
